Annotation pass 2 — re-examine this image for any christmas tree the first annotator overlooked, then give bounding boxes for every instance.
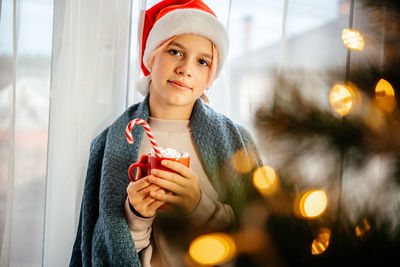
[251,0,400,266]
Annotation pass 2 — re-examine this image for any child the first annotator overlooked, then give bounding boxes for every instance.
[70,0,261,266]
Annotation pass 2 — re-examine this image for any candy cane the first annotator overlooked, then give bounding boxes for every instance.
[125,119,162,158]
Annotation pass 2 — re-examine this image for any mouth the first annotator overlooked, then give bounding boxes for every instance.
[168,80,192,91]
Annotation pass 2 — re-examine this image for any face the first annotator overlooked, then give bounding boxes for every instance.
[149,34,213,109]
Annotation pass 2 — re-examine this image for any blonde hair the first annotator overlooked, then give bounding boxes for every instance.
[147,35,218,103]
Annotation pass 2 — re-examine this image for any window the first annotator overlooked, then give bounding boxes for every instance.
[0,0,53,266]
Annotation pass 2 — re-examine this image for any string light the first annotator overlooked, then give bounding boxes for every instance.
[295,189,328,219]
[311,228,331,255]
[342,28,365,50]
[375,78,396,113]
[252,165,280,196]
[329,83,359,116]
[355,218,371,238]
[189,233,236,265]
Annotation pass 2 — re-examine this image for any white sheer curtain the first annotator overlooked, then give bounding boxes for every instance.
[1,0,53,266]
[44,0,132,265]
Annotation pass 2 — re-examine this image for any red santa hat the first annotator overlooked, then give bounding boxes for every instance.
[140,0,229,78]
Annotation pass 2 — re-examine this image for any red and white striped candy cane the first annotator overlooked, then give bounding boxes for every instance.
[125,118,162,158]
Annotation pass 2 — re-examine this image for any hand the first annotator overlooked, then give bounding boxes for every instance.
[148,160,201,214]
[126,176,167,218]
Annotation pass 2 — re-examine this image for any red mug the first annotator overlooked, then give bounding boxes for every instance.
[128,154,190,210]
[128,154,190,181]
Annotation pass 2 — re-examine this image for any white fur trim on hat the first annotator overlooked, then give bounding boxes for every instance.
[143,9,229,78]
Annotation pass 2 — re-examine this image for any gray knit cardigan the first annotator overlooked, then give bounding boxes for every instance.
[70,95,261,266]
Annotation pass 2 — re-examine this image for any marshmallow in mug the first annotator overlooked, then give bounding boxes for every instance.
[151,147,190,159]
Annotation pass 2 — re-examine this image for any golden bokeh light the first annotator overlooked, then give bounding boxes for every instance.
[231,149,255,174]
[375,79,396,113]
[355,218,371,238]
[252,166,280,196]
[189,233,236,265]
[329,83,358,116]
[341,28,365,50]
[298,190,328,218]
[311,228,331,255]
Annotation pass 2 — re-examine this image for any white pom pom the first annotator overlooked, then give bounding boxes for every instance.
[136,76,150,96]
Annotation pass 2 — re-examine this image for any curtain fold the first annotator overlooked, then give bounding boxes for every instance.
[43,0,132,265]
[1,0,53,266]
[0,0,18,265]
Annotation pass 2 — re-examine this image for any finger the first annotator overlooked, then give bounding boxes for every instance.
[148,175,184,195]
[150,169,188,187]
[147,199,166,210]
[141,194,160,206]
[127,177,163,199]
[133,182,167,206]
[155,187,166,194]
[137,183,163,195]
[141,189,166,208]
[136,184,166,203]
[160,160,194,178]
[127,177,151,193]
[150,190,180,204]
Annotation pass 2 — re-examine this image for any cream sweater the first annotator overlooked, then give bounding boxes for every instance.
[124,117,235,267]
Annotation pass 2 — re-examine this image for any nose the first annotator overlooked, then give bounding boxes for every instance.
[175,59,192,77]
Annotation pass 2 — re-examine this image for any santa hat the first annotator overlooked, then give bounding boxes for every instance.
[137,0,229,95]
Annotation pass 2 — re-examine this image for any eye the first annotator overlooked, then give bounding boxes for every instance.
[198,59,209,66]
[168,49,182,56]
